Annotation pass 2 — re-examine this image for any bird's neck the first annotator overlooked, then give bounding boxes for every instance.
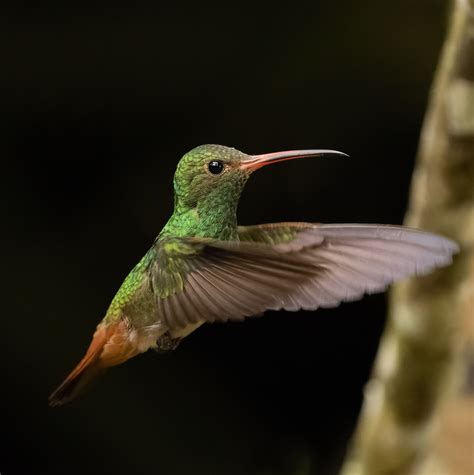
[160,195,239,241]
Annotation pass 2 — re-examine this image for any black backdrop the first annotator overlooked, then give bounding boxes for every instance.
[2,2,448,474]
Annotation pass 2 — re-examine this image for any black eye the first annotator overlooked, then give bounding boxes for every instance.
[208,160,224,174]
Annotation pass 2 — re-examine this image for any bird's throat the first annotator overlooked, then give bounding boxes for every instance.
[160,200,239,240]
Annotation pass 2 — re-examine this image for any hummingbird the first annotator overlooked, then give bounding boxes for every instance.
[49,144,458,406]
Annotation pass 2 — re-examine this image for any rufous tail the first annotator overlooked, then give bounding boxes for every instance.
[49,319,138,407]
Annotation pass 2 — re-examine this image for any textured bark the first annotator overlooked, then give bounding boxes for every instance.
[340,1,474,474]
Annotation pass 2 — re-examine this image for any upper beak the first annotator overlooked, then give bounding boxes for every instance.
[240,149,349,171]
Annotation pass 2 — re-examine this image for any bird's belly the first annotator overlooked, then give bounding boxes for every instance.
[130,320,203,354]
[132,322,167,353]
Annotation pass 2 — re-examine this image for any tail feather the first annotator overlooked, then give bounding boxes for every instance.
[48,359,104,407]
[49,320,137,407]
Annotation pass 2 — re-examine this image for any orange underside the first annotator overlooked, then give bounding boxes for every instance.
[49,318,139,406]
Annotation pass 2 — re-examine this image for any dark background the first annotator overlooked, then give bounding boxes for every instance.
[2,2,449,474]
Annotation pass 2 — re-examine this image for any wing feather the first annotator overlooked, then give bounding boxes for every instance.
[148,224,458,330]
[245,224,458,311]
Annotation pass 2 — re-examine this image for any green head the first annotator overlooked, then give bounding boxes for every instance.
[161,144,347,239]
[173,144,250,212]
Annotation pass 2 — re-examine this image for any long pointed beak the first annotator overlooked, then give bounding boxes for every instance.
[240,149,349,171]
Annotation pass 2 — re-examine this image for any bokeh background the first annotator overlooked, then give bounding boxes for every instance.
[2,2,451,474]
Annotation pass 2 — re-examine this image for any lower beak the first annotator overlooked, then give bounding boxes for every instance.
[240,149,349,171]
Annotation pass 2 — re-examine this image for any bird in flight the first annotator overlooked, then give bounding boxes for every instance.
[49,144,458,406]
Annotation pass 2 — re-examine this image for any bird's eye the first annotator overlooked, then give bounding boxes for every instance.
[208,160,224,175]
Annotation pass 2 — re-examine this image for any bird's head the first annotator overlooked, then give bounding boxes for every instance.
[173,144,249,210]
[173,144,348,212]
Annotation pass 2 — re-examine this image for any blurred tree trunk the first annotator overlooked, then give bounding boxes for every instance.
[340,0,474,474]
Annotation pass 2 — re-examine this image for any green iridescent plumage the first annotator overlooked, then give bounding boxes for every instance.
[160,144,250,240]
[105,146,304,324]
[105,145,253,324]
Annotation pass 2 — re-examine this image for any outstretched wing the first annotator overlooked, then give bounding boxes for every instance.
[148,224,458,330]
[238,223,459,310]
